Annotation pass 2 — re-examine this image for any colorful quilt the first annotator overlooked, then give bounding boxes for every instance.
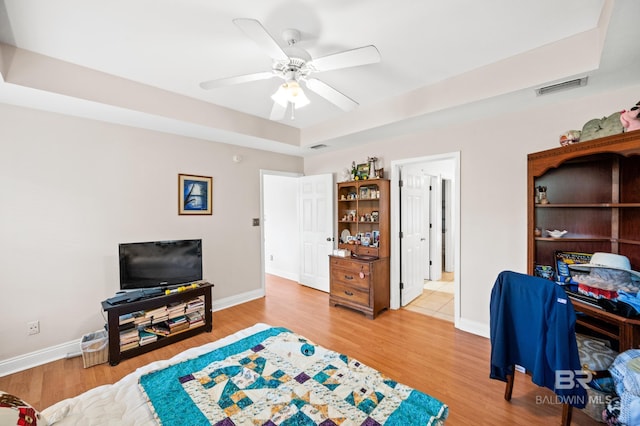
[139,327,448,425]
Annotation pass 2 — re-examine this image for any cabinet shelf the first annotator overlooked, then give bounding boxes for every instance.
[536,203,640,208]
[534,237,612,242]
[528,131,640,273]
[527,131,640,351]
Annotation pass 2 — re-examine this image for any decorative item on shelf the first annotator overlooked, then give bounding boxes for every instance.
[620,101,640,132]
[559,130,581,146]
[534,265,555,280]
[545,229,568,238]
[536,186,548,204]
[350,161,357,181]
[534,228,542,237]
[355,163,370,180]
[367,156,378,178]
[580,111,624,142]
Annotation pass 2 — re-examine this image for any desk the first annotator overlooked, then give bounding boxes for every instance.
[572,299,640,352]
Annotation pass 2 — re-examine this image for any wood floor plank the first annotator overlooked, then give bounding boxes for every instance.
[0,274,601,425]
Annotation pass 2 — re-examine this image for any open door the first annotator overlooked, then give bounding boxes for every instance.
[400,164,429,306]
[299,174,334,292]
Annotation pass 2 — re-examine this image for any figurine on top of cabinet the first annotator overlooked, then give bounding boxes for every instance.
[620,101,640,132]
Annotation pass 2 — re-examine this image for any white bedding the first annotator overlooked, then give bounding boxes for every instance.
[41,323,271,425]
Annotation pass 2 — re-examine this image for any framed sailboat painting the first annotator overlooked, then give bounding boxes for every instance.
[178,174,212,215]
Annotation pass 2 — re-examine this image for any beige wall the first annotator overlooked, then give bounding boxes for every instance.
[1,83,639,369]
[304,84,640,335]
[0,103,303,364]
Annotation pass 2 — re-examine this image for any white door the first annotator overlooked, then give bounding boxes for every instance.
[299,174,334,292]
[400,164,430,306]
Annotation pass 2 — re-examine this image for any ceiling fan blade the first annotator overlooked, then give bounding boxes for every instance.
[270,101,287,121]
[233,18,289,61]
[305,78,358,112]
[199,71,275,90]
[311,45,381,72]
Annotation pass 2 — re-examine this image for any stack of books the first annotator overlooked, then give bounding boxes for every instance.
[167,315,190,334]
[145,306,168,324]
[119,328,139,352]
[186,311,204,328]
[167,301,187,320]
[138,329,158,346]
[184,297,204,316]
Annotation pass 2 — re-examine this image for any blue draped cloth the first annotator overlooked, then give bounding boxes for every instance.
[490,270,587,408]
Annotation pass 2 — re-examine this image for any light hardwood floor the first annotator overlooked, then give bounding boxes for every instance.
[0,275,600,425]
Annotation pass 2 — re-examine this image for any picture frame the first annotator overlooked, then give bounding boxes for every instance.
[356,163,370,179]
[178,174,212,215]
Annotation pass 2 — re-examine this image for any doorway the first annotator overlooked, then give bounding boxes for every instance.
[389,152,460,325]
[260,171,334,294]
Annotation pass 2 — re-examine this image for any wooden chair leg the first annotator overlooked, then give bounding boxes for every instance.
[504,373,514,401]
[561,403,572,426]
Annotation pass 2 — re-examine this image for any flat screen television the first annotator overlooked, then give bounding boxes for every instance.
[119,239,202,290]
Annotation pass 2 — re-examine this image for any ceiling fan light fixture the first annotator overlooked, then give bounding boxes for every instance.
[271,81,310,108]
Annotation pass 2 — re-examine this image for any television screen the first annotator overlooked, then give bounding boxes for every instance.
[119,239,202,290]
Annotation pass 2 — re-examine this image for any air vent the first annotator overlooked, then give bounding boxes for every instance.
[535,77,588,96]
[310,144,327,150]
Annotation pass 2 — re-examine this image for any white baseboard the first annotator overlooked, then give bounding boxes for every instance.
[0,339,81,377]
[212,288,265,312]
[264,269,299,282]
[456,317,490,339]
[0,289,266,377]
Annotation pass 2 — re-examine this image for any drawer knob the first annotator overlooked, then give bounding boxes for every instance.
[344,275,354,280]
[344,290,354,296]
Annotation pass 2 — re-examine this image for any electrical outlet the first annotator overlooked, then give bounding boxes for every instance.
[27,320,40,335]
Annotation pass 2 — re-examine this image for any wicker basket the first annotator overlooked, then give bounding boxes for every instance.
[81,330,109,368]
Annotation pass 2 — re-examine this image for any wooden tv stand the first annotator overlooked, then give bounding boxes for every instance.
[101,283,213,366]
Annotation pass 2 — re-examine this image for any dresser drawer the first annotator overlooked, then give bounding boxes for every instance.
[330,257,371,274]
[330,281,369,306]
[330,265,370,290]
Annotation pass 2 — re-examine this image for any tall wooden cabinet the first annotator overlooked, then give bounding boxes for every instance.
[527,131,640,274]
[527,131,640,351]
[329,179,390,318]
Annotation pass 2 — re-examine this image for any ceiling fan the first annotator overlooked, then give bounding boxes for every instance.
[199,18,381,121]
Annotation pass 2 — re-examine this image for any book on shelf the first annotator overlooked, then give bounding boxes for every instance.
[167,302,187,319]
[119,328,139,345]
[118,312,136,326]
[185,297,204,314]
[120,340,139,351]
[144,323,171,337]
[186,311,204,327]
[139,330,158,345]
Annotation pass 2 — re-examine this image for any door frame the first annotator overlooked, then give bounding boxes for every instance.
[390,152,461,325]
[259,169,303,293]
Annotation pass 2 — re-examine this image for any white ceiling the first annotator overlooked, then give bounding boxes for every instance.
[1,0,638,156]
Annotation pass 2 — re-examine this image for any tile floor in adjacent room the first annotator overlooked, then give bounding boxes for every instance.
[403,272,454,322]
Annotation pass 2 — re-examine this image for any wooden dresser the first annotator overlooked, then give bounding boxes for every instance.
[329,255,390,319]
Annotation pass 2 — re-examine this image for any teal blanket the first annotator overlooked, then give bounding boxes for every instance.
[139,327,448,425]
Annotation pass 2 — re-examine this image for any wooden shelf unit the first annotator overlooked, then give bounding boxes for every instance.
[528,131,640,271]
[330,179,390,318]
[101,283,213,366]
[527,130,640,351]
